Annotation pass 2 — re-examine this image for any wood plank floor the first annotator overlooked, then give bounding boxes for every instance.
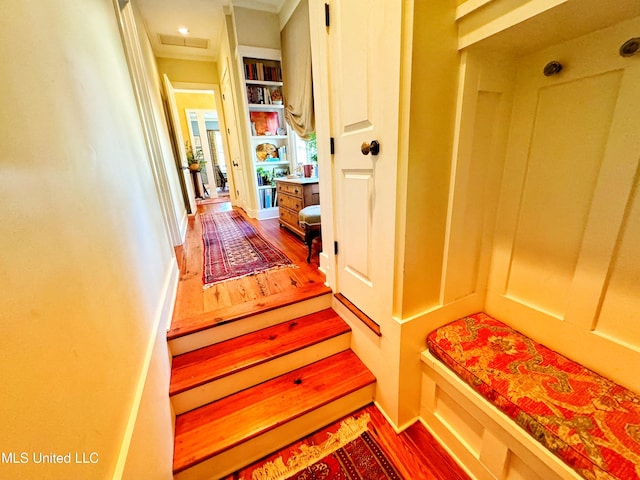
[222,403,470,480]
[169,308,349,396]
[173,351,375,474]
[171,202,329,329]
[171,201,470,479]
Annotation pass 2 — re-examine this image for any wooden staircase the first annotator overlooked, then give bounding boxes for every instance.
[169,289,376,480]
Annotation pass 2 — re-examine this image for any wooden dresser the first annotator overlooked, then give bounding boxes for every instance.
[275,178,319,238]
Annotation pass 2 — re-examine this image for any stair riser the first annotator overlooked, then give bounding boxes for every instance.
[174,384,376,480]
[169,293,332,355]
[171,332,351,414]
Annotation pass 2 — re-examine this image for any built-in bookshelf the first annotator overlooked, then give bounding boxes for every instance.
[239,47,293,219]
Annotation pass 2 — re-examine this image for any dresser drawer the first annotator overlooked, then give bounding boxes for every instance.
[278,193,304,212]
[277,182,303,198]
[279,207,300,229]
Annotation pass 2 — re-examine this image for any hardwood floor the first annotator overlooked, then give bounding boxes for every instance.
[174,351,375,475]
[222,403,470,480]
[169,309,350,397]
[170,201,470,479]
[171,202,328,325]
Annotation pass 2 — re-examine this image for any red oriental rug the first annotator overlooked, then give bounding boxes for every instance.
[287,432,403,480]
[201,210,294,287]
[249,414,403,480]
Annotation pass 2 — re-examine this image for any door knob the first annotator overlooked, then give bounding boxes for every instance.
[361,140,380,156]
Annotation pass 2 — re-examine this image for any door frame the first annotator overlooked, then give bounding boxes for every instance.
[309,0,402,324]
[113,1,183,245]
[308,0,337,286]
[219,64,247,210]
[163,76,198,215]
[185,108,220,197]
[168,82,234,207]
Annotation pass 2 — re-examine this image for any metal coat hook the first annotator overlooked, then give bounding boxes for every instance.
[543,61,563,76]
[620,38,640,57]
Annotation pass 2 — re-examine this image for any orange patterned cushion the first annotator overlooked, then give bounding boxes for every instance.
[427,312,640,480]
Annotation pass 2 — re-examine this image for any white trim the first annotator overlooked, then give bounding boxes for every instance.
[164,74,198,215]
[278,0,301,29]
[113,259,179,478]
[373,401,418,434]
[173,81,217,90]
[457,0,566,50]
[178,208,189,243]
[308,0,336,290]
[421,350,582,480]
[185,108,219,197]
[233,0,283,14]
[175,88,214,94]
[114,0,183,247]
[237,44,282,61]
[455,0,494,20]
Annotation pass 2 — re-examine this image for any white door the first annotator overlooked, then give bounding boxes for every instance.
[221,70,246,207]
[328,0,402,323]
[186,109,219,198]
[163,74,197,214]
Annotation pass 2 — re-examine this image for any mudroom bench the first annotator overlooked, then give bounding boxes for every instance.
[421,312,640,480]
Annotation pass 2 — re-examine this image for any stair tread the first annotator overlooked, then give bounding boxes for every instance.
[168,283,332,340]
[170,308,350,396]
[173,350,375,474]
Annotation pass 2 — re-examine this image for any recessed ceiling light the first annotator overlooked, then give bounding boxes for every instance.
[178,27,189,35]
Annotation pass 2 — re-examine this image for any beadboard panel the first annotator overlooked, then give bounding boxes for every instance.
[441,51,514,305]
[486,17,640,391]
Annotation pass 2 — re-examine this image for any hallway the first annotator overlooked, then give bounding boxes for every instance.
[169,203,470,480]
[171,201,329,335]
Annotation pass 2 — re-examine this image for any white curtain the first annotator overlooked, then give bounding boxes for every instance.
[280,0,314,140]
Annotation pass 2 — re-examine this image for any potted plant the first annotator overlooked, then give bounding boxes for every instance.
[256,167,272,186]
[185,140,205,172]
[302,132,318,177]
[306,132,318,163]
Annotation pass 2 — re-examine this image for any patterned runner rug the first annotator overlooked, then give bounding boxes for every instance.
[201,210,294,287]
[249,414,403,480]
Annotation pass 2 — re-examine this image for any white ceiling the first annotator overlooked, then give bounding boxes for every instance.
[133,0,285,62]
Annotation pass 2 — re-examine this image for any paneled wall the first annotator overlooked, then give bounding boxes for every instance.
[417,7,640,477]
[484,17,640,392]
[441,52,514,306]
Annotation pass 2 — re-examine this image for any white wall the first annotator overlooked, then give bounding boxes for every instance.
[415,5,640,477]
[234,7,281,50]
[133,5,189,244]
[393,1,640,428]
[413,2,640,410]
[122,326,174,480]
[0,1,176,478]
[485,16,640,393]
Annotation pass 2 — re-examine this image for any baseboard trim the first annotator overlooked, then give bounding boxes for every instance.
[112,259,179,479]
[179,209,189,245]
[334,293,381,336]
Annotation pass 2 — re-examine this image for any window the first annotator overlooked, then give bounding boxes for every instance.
[291,130,317,166]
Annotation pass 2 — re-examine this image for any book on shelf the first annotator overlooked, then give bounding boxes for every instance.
[244,62,282,82]
[250,111,280,136]
[247,86,281,105]
[258,186,277,208]
[277,145,287,162]
[265,188,272,208]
